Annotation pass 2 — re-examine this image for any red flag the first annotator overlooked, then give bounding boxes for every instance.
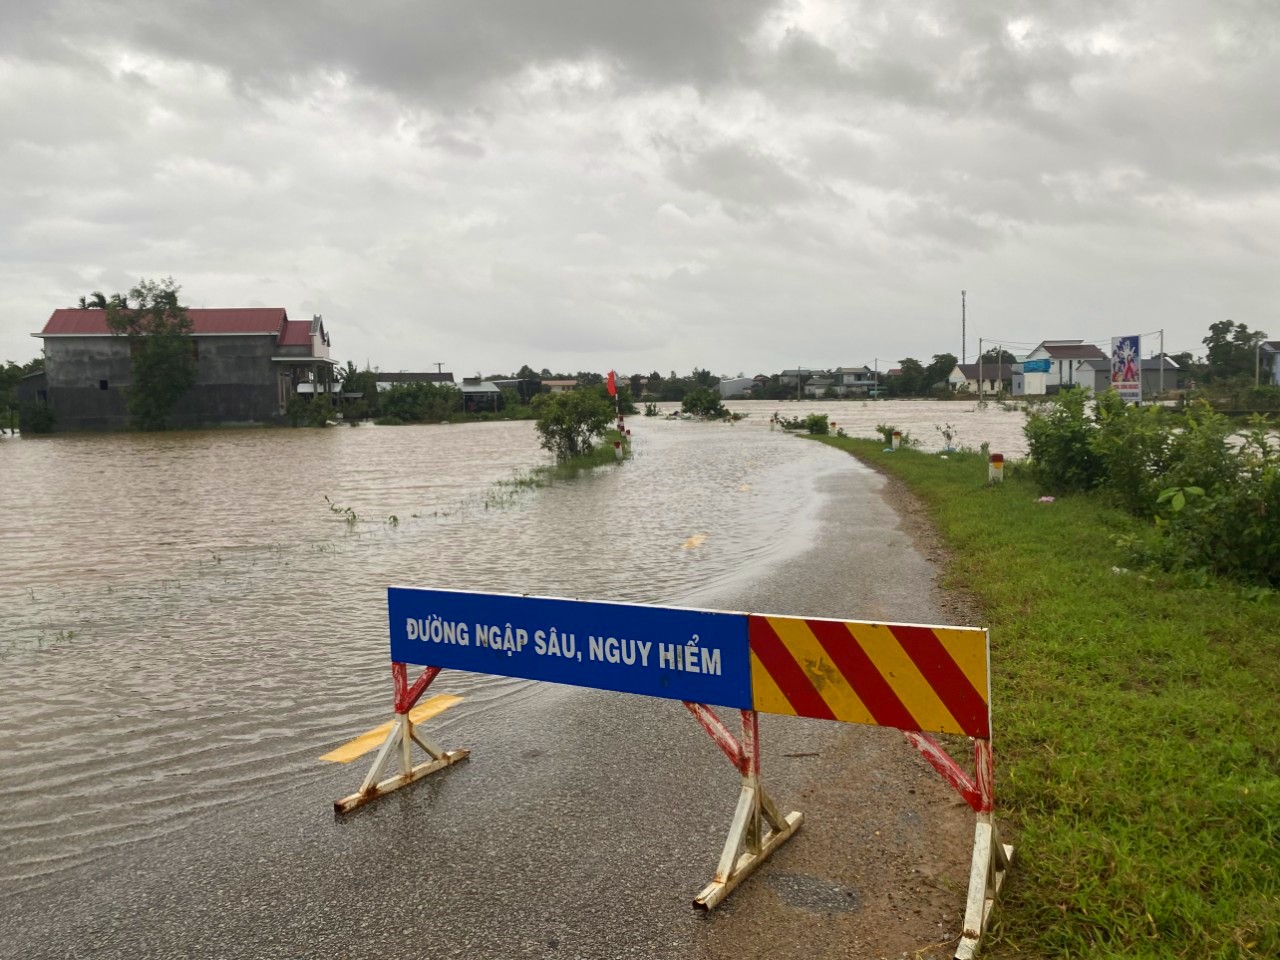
[607,370,617,396]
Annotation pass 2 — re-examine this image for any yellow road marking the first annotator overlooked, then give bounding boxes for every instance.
[320,694,464,763]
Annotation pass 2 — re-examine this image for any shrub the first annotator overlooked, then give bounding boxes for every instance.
[874,424,910,445]
[19,402,57,434]
[1023,387,1104,494]
[1155,417,1280,585]
[532,390,612,461]
[1027,393,1280,586]
[681,387,727,418]
[1089,391,1172,515]
[804,413,829,435]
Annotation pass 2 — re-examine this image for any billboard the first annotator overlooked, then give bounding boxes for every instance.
[1112,335,1141,402]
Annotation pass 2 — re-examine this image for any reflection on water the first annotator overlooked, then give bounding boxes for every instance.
[0,414,886,887]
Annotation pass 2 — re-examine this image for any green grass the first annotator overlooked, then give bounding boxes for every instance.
[485,430,629,507]
[812,437,1279,959]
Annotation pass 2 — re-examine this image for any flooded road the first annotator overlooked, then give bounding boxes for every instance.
[0,408,945,888]
[0,400,1025,958]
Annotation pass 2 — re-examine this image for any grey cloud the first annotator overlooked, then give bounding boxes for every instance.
[7,0,780,99]
[4,0,1280,372]
[667,141,812,211]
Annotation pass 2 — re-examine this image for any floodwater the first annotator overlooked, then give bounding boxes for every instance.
[0,400,1028,890]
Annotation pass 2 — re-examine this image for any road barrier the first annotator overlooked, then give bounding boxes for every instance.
[337,588,1012,959]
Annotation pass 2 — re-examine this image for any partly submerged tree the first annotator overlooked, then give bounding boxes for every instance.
[532,389,612,461]
[681,386,727,418]
[103,277,197,430]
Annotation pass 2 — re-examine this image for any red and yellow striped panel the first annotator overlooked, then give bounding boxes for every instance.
[749,615,990,738]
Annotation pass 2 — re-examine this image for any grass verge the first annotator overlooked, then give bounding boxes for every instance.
[813,437,1279,959]
[486,430,629,506]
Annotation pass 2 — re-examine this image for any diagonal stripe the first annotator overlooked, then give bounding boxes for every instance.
[807,619,920,731]
[931,627,990,704]
[320,694,463,763]
[889,625,991,738]
[769,617,874,725]
[748,616,835,721]
[847,622,960,734]
[750,650,796,716]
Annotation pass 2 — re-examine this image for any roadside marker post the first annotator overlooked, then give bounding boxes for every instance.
[337,588,1012,958]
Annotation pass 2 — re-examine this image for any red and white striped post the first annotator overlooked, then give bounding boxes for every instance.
[988,453,1004,483]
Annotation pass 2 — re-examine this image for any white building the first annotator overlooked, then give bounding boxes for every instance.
[717,377,756,399]
[948,363,1014,394]
[1013,341,1108,395]
[832,366,876,396]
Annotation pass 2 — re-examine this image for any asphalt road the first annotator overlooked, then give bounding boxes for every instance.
[3,452,977,960]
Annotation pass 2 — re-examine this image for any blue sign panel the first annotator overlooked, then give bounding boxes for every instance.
[1021,359,1051,373]
[388,587,752,710]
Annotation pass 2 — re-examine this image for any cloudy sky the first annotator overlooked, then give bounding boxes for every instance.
[2,1,1277,376]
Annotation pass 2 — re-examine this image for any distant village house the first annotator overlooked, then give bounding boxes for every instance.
[23,308,335,430]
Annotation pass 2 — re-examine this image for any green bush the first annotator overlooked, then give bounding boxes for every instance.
[532,389,612,461]
[681,387,727,418]
[378,381,461,423]
[873,423,910,445]
[1027,393,1280,586]
[19,402,57,434]
[1155,418,1280,585]
[803,413,829,435]
[1090,391,1173,515]
[1023,387,1104,494]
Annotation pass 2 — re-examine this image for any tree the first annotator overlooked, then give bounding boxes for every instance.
[515,364,538,380]
[1202,319,1266,382]
[104,278,198,430]
[681,387,726,418]
[980,348,1018,365]
[923,353,959,395]
[378,381,460,423]
[337,361,379,417]
[892,358,926,396]
[532,389,612,461]
[2,357,44,432]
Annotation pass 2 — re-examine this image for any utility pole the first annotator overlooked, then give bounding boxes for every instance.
[874,358,879,398]
[1160,329,1165,397]
[978,337,983,401]
[434,362,445,375]
[961,290,967,363]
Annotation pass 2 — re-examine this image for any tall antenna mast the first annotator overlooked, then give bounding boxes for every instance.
[961,290,967,363]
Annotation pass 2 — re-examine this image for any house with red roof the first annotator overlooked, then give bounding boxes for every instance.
[26,307,336,429]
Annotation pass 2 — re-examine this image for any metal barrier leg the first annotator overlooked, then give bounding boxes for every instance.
[686,705,803,910]
[903,734,1015,959]
[955,812,1013,960]
[334,663,469,814]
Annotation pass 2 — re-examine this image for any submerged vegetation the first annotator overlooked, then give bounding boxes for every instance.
[812,435,1279,959]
